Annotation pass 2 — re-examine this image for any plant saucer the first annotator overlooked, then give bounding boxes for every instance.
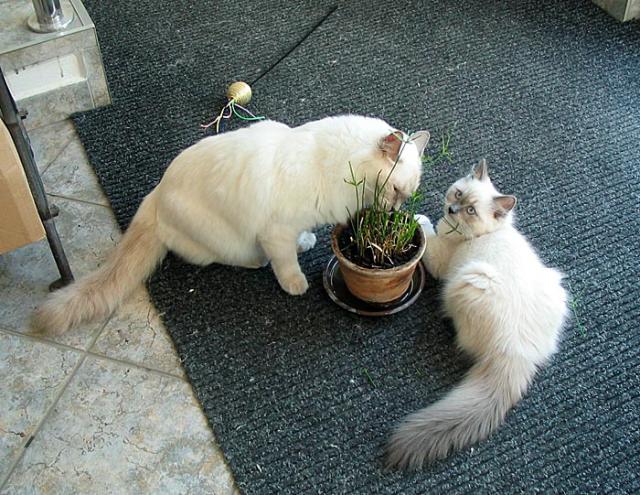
[323,256,426,316]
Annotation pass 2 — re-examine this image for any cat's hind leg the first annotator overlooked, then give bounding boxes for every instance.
[158,223,218,266]
[259,225,308,295]
[158,217,268,268]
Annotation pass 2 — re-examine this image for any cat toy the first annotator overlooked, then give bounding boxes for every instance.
[201,81,265,133]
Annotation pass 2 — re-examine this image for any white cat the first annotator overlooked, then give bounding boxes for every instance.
[386,159,568,469]
[32,115,430,335]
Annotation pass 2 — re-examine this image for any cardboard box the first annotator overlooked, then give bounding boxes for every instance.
[0,119,45,254]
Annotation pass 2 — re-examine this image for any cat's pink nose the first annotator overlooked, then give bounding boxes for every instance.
[448,205,459,214]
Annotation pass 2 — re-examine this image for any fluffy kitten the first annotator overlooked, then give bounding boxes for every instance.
[386,159,568,469]
[32,115,430,335]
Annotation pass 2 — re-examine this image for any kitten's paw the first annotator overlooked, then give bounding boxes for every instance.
[296,232,317,253]
[279,272,309,295]
[415,214,435,236]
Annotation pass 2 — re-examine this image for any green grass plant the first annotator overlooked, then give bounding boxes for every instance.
[343,135,422,268]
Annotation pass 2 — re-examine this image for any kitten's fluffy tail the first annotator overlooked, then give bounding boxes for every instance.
[385,354,536,470]
[31,192,167,335]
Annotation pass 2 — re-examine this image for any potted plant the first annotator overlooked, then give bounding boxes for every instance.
[330,158,426,305]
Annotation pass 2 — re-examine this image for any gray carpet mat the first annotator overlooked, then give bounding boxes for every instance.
[73,0,337,224]
[73,0,640,493]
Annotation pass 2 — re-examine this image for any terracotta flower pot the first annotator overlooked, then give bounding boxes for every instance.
[330,223,426,304]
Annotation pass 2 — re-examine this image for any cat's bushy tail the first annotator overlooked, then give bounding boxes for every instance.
[385,354,536,470]
[31,192,167,335]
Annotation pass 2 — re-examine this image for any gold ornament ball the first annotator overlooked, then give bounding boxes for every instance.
[226,81,252,106]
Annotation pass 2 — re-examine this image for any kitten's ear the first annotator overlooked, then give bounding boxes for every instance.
[410,131,431,157]
[472,159,489,181]
[380,131,405,161]
[493,195,517,218]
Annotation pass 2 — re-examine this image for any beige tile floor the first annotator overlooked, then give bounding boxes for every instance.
[0,120,237,494]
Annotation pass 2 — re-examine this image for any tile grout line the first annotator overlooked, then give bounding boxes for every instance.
[34,125,112,208]
[0,325,84,357]
[0,317,189,489]
[38,134,75,176]
[1,118,191,488]
[83,297,187,382]
[46,192,111,209]
[1,116,190,486]
[0,325,187,383]
[84,350,187,382]
[0,317,110,490]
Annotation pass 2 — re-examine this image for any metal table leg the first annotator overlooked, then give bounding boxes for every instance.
[0,67,74,290]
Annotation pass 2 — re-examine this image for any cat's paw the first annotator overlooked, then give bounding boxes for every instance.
[296,231,317,253]
[279,272,309,295]
[415,214,435,235]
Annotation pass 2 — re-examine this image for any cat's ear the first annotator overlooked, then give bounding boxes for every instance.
[380,131,405,161]
[472,158,489,181]
[493,195,517,218]
[410,131,431,157]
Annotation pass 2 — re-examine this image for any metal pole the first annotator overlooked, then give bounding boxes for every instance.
[0,67,74,290]
[27,0,74,33]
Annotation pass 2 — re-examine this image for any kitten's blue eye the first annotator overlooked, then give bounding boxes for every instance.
[454,190,462,199]
[466,206,476,215]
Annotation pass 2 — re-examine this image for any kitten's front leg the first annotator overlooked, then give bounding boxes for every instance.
[415,214,435,236]
[259,225,309,295]
[415,214,448,279]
